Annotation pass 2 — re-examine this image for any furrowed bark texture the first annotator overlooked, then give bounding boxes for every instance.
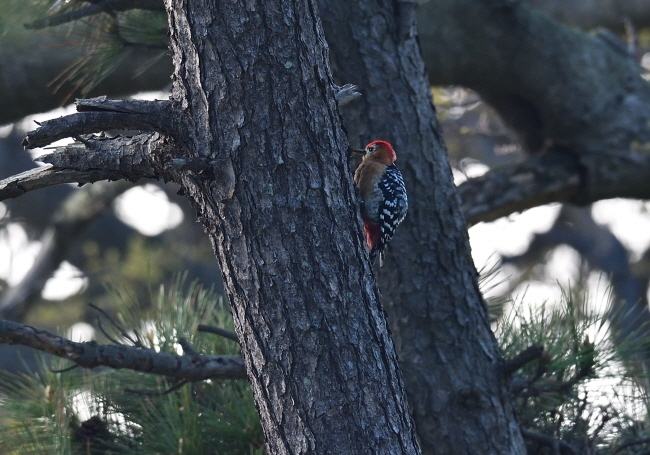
[320,1,525,454]
[165,1,420,454]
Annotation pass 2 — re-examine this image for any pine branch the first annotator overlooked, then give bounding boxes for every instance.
[124,379,189,395]
[197,324,239,342]
[89,302,144,347]
[0,318,247,380]
[0,166,99,201]
[458,152,579,225]
[1,97,195,202]
[25,0,165,30]
[75,96,169,113]
[501,344,544,377]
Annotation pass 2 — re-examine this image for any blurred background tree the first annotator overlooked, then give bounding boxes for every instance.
[3,0,650,453]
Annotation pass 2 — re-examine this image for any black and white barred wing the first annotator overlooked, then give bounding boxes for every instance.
[376,164,408,261]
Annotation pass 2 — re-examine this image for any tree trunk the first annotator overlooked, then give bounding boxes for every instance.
[164,0,421,453]
[417,0,650,155]
[319,1,526,454]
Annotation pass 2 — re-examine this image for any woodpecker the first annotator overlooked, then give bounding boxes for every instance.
[353,140,408,266]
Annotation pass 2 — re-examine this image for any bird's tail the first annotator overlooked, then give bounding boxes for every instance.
[369,248,378,266]
[369,249,385,267]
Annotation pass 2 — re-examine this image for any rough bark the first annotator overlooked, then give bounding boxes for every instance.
[164,1,421,454]
[320,1,525,454]
[3,0,424,451]
[23,98,183,147]
[0,132,174,202]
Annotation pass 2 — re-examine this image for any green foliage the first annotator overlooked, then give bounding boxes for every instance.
[11,0,168,96]
[7,270,650,454]
[53,7,168,96]
[0,277,265,455]
[0,0,50,43]
[498,290,650,454]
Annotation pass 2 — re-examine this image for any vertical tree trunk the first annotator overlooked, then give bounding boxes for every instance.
[164,0,421,453]
[319,1,526,454]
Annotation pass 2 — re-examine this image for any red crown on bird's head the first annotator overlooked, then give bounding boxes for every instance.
[363,140,396,164]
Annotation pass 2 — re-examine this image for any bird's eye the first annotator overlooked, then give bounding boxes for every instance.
[367,145,376,154]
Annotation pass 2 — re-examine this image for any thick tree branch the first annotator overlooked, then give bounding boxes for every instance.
[75,97,171,114]
[458,151,650,225]
[0,167,92,200]
[0,133,176,202]
[35,134,166,176]
[418,1,650,155]
[22,113,161,148]
[459,153,580,225]
[23,98,182,149]
[0,318,247,380]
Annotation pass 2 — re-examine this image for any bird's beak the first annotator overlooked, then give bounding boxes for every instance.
[351,148,365,155]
